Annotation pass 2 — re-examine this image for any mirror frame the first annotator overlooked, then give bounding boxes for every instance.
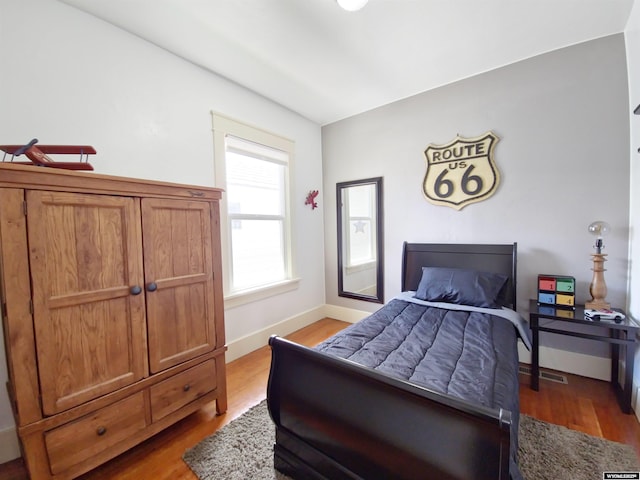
[337,177,384,303]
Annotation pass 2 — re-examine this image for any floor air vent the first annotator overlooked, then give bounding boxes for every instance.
[518,365,568,384]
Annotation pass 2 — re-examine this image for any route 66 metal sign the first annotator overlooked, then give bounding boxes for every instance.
[422,132,500,210]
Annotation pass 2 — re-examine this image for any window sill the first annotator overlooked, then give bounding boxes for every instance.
[224,278,300,310]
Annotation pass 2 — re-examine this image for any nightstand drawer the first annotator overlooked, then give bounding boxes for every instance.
[538,292,555,304]
[556,293,575,306]
[150,359,217,422]
[538,278,556,291]
[556,279,575,293]
[45,393,147,474]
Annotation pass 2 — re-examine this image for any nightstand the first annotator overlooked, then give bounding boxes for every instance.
[529,299,638,414]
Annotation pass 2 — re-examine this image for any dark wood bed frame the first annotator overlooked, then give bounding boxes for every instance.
[267,242,518,480]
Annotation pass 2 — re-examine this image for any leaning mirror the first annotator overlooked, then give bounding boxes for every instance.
[337,177,384,303]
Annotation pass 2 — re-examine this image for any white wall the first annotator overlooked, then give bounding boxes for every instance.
[0,0,325,462]
[323,35,630,355]
[624,0,640,415]
[627,0,640,322]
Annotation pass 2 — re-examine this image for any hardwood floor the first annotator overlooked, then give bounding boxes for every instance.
[519,365,640,455]
[2,317,639,479]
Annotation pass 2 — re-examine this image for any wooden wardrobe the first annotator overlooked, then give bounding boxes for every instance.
[0,164,227,479]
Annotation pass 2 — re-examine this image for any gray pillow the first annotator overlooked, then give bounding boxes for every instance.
[414,266,509,308]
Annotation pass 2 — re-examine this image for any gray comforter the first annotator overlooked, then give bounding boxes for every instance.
[315,298,523,480]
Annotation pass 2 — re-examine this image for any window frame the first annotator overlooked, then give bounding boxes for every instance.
[212,113,298,308]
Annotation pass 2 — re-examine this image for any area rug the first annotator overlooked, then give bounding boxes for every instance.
[183,400,640,480]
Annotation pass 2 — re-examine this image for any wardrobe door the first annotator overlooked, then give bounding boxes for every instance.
[142,198,216,373]
[27,191,148,415]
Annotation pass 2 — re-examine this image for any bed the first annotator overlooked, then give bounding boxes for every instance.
[267,242,528,480]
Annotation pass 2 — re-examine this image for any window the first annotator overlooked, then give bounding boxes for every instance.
[212,113,296,305]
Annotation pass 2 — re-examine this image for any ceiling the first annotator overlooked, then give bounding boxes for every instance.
[59,0,634,125]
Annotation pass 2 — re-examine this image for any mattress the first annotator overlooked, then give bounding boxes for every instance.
[315,297,523,480]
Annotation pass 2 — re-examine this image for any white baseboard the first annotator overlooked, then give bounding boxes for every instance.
[226,305,328,362]
[322,304,370,324]
[0,425,20,464]
[517,343,610,381]
[225,304,373,362]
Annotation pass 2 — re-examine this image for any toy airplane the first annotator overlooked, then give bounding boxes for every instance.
[0,138,96,170]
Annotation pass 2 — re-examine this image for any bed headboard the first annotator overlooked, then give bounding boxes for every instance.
[401,242,517,310]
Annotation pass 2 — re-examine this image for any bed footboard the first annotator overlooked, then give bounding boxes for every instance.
[267,336,512,480]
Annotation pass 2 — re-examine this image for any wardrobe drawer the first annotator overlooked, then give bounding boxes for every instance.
[150,359,217,422]
[44,392,147,475]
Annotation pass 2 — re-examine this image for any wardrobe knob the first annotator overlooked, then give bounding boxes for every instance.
[130,285,142,295]
[146,282,158,292]
[96,426,107,436]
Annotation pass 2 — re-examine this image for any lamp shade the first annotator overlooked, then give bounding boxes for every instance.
[337,0,369,11]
